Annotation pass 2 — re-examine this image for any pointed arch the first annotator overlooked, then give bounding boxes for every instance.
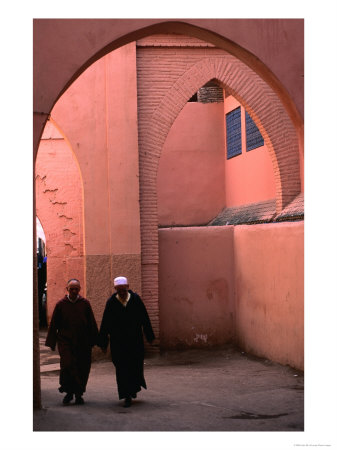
[35,120,86,321]
[141,56,300,215]
[138,53,301,330]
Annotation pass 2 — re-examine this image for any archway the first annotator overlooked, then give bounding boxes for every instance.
[33,20,304,408]
[35,119,85,324]
[136,43,301,334]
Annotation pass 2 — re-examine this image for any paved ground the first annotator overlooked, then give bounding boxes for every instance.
[34,330,304,432]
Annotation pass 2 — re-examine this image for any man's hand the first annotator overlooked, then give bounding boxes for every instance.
[101,347,107,354]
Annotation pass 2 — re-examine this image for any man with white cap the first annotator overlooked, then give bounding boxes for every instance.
[98,276,155,407]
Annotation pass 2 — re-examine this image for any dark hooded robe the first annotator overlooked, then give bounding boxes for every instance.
[98,290,155,400]
[45,295,98,396]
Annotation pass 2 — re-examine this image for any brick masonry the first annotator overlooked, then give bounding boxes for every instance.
[275,193,304,222]
[136,39,302,342]
[197,80,224,103]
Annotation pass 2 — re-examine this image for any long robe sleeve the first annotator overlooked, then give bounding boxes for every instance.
[98,302,111,349]
[86,302,99,346]
[140,299,155,343]
[45,303,61,350]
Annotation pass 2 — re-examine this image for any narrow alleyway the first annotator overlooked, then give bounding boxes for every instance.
[34,330,304,432]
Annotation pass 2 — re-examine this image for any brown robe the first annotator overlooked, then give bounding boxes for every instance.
[45,295,98,396]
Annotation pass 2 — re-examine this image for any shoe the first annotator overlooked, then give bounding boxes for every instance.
[123,397,132,408]
[75,396,84,405]
[62,393,73,404]
[131,392,137,399]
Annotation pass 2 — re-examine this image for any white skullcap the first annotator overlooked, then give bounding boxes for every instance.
[114,276,128,286]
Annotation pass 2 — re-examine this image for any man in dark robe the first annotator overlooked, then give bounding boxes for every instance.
[99,276,155,407]
[45,279,98,405]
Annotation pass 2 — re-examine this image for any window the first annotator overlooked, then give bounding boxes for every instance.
[226,107,242,159]
[245,111,264,151]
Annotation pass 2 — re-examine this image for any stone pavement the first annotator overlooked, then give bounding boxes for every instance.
[34,330,304,432]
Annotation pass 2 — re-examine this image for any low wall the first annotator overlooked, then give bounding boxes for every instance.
[158,222,304,369]
[234,222,304,369]
[158,226,235,349]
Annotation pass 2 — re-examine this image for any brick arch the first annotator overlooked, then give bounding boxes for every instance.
[138,54,301,330]
[141,56,300,214]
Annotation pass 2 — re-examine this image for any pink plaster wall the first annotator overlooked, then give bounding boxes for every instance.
[157,91,283,222]
[156,88,288,222]
[33,20,305,407]
[234,222,304,369]
[46,43,142,325]
[157,103,226,225]
[158,222,303,369]
[224,96,276,207]
[36,39,303,363]
[51,55,110,255]
[33,19,304,127]
[35,121,84,322]
[225,95,304,197]
[105,44,141,255]
[158,226,235,349]
[51,42,140,258]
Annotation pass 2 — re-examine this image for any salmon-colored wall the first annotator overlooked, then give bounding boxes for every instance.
[33,19,304,127]
[51,56,110,255]
[49,43,142,322]
[157,103,226,226]
[36,121,85,322]
[37,43,303,366]
[105,44,141,256]
[33,20,305,408]
[158,226,235,349]
[224,96,276,207]
[224,95,304,199]
[158,222,303,369]
[51,43,140,257]
[157,90,285,223]
[234,222,304,369]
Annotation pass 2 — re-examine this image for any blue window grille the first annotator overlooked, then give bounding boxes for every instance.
[226,107,242,159]
[245,111,264,151]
